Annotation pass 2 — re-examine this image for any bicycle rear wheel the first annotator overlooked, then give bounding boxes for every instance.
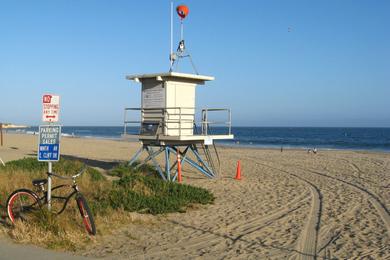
[76,193,96,235]
[6,189,41,223]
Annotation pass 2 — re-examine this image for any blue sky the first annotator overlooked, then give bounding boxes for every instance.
[0,0,389,127]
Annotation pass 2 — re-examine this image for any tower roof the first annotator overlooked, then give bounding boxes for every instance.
[126,72,214,85]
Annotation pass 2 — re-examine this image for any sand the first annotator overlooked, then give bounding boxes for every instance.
[0,133,389,259]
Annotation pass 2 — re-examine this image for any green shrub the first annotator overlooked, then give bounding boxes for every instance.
[1,158,105,181]
[106,171,214,214]
[3,157,47,172]
[87,167,106,182]
[109,163,136,178]
[108,162,159,178]
[89,164,215,215]
[1,158,214,216]
[1,157,84,176]
[88,189,112,215]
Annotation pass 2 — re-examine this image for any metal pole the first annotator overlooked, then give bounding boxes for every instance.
[129,146,144,166]
[170,1,173,70]
[47,161,52,211]
[123,108,127,136]
[165,147,170,181]
[205,110,208,136]
[0,123,3,146]
[229,109,232,135]
[146,147,167,181]
[180,20,184,41]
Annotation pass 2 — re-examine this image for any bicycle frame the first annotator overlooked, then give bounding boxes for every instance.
[37,183,80,215]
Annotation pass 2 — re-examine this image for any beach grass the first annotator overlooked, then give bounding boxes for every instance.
[0,158,214,251]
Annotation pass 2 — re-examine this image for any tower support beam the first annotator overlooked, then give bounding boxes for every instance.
[129,144,216,181]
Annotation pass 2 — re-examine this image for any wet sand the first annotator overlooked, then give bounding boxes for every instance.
[0,133,389,259]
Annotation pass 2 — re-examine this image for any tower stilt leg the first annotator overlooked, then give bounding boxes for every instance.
[129,146,144,166]
[129,144,216,181]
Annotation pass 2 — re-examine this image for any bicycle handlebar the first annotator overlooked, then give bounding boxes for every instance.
[47,165,87,180]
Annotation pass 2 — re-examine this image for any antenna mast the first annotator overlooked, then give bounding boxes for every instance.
[170,1,174,71]
[169,4,198,74]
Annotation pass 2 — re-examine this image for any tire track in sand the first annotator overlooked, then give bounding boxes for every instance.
[254,161,322,260]
[302,166,390,234]
[263,157,390,257]
[131,188,310,258]
[293,182,322,260]
[321,155,387,189]
[316,204,360,257]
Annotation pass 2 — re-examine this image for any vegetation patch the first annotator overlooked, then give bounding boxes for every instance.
[0,158,214,251]
[109,170,214,214]
[89,163,214,215]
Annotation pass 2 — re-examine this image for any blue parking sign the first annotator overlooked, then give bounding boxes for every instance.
[38,125,61,161]
[39,144,60,161]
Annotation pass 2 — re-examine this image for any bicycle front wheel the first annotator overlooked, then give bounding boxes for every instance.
[6,189,41,224]
[76,193,96,235]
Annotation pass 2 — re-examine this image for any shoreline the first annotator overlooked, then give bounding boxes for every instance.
[220,142,390,154]
[3,131,390,155]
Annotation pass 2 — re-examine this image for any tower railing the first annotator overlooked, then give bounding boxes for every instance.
[201,108,232,136]
[124,107,232,137]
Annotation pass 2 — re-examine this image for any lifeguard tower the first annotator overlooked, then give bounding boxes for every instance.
[123,4,233,181]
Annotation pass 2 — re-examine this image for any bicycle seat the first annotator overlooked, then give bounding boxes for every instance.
[32,179,48,186]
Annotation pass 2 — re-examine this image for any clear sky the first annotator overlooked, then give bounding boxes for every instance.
[0,0,389,127]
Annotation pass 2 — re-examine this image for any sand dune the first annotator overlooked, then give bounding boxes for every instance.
[0,133,389,259]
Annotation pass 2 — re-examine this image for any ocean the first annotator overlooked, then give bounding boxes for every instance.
[7,126,390,152]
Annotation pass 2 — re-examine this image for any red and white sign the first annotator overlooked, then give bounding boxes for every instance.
[42,94,60,122]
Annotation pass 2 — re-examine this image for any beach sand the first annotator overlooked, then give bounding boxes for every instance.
[0,133,389,259]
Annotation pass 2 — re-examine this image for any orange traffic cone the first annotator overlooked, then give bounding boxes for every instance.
[177,153,182,183]
[235,160,241,180]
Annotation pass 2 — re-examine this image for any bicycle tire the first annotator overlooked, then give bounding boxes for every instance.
[6,189,41,224]
[76,193,96,235]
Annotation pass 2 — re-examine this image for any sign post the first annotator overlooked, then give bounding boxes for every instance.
[0,123,3,146]
[38,124,61,211]
[39,94,61,211]
[0,123,4,165]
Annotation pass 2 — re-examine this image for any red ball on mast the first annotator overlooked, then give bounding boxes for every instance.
[176,5,189,20]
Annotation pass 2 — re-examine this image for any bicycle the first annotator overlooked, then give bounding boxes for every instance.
[5,166,96,235]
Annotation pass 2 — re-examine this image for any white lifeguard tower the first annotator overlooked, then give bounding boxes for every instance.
[123,4,233,181]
